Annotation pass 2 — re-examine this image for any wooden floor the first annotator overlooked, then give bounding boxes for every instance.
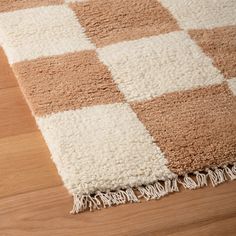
[0,47,236,236]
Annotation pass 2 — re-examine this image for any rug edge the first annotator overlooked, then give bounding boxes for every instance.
[70,163,236,214]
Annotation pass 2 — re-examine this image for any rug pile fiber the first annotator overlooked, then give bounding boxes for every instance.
[0,0,235,213]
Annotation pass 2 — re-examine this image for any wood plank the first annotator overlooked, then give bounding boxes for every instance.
[168,217,236,236]
[0,47,17,89]
[0,47,37,138]
[0,87,38,138]
[0,132,62,198]
[0,183,235,236]
[0,47,57,197]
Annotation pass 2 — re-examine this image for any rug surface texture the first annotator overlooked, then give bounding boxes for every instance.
[0,0,236,213]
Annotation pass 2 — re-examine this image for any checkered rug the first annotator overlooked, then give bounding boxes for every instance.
[0,0,235,214]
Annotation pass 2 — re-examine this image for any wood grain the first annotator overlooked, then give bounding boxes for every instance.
[0,48,236,235]
[0,47,17,89]
[0,87,38,138]
[0,184,236,236]
[0,132,61,198]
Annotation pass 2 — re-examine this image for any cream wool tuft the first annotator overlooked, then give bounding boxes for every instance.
[36,103,176,194]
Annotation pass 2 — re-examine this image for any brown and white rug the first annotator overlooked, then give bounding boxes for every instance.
[0,0,236,214]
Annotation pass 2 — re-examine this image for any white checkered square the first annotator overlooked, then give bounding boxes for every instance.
[37,103,174,194]
[97,31,224,102]
[0,5,95,63]
[160,0,236,29]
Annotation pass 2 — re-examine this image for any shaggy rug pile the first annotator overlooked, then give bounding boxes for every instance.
[0,0,236,214]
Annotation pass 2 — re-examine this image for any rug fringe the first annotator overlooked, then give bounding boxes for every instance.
[70,187,141,214]
[137,179,179,201]
[70,163,236,214]
[179,164,236,189]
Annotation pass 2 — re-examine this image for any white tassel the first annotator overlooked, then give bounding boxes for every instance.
[126,188,140,203]
[206,168,219,187]
[223,165,236,180]
[206,167,226,187]
[154,181,167,197]
[179,174,198,189]
[214,167,226,183]
[164,179,172,192]
[96,192,112,208]
[171,178,179,192]
[70,195,90,214]
[149,184,162,199]
[138,184,159,200]
[137,186,152,200]
[137,179,178,200]
[88,195,101,211]
[195,171,208,187]
[232,163,236,175]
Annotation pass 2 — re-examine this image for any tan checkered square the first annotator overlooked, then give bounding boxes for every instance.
[189,26,236,79]
[131,84,236,174]
[70,0,180,47]
[13,51,124,116]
